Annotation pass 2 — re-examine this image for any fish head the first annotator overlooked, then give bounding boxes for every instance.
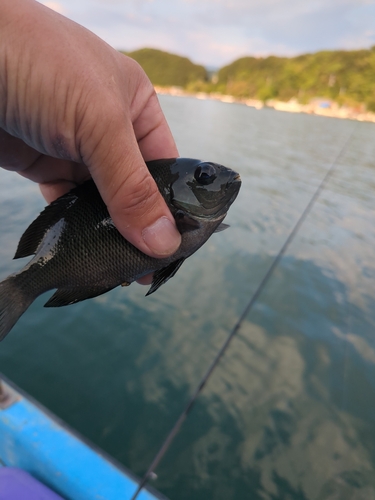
[168,158,241,220]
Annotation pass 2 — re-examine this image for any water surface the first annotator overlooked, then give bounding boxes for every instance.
[0,96,374,499]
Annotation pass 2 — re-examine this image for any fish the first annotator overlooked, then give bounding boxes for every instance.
[0,157,241,340]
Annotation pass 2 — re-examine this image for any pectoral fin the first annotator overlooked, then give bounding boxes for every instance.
[146,258,185,296]
[175,211,201,233]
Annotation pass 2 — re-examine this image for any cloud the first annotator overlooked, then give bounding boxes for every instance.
[37,0,375,66]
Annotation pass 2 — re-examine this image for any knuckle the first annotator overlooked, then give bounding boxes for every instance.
[112,168,161,221]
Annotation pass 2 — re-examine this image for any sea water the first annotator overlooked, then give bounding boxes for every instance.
[0,95,374,500]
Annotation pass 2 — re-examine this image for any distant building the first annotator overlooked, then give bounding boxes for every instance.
[309,98,333,109]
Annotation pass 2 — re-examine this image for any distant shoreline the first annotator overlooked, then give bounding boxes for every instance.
[155,86,375,124]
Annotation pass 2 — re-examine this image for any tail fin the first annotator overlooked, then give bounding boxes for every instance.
[0,276,35,341]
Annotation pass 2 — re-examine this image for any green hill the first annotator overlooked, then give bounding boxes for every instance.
[214,48,375,111]
[124,48,207,87]
[123,46,375,111]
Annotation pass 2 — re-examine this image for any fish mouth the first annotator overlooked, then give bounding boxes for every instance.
[228,170,241,185]
[226,171,241,204]
[228,171,241,188]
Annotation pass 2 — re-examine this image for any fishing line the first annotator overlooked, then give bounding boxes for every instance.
[130,126,356,500]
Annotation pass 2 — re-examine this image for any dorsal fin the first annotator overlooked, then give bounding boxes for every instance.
[14,180,96,259]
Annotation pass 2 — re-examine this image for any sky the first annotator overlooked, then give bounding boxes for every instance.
[40,0,375,67]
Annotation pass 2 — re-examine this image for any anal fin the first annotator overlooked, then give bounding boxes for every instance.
[44,285,114,307]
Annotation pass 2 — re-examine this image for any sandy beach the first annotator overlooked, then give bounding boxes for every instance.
[155,86,375,124]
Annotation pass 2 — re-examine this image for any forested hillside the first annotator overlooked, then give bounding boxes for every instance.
[125,47,375,111]
[214,48,375,111]
[124,48,207,87]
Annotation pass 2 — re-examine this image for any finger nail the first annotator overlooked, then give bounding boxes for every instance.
[142,217,181,257]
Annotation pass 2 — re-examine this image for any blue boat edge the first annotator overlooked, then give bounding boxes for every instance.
[0,373,168,500]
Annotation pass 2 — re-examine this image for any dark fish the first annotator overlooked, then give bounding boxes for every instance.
[0,158,241,340]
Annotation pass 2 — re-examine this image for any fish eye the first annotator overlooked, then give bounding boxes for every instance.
[194,163,217,185]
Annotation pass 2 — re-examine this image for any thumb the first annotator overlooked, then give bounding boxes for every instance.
[83,115,181,259]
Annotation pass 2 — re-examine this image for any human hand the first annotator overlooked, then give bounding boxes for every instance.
[0,0,181,260]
